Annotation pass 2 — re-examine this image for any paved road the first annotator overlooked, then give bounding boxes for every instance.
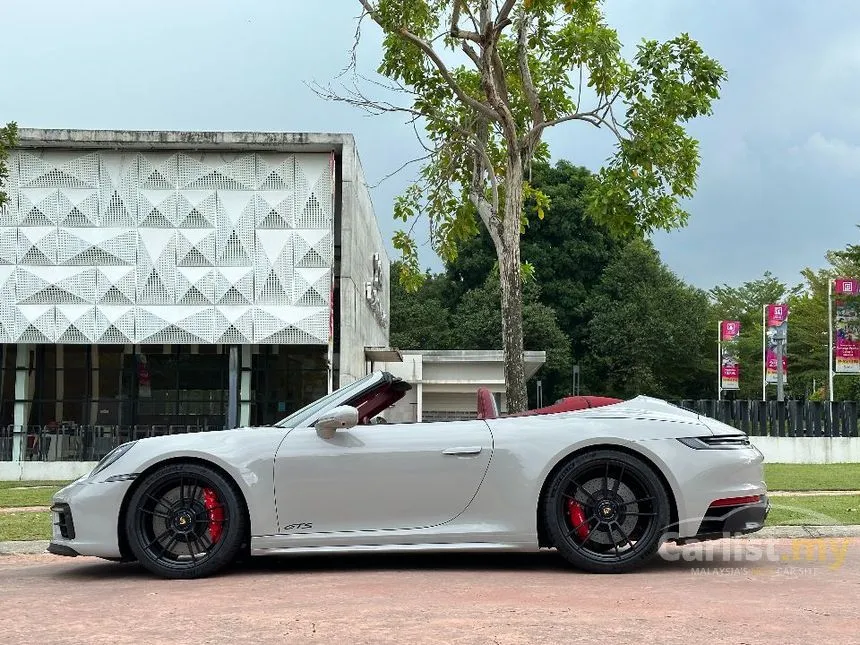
[2,538,859,645]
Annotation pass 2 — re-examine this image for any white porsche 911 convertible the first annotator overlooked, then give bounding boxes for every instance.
[49,371,769,579]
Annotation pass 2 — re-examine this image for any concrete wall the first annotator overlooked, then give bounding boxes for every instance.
[751,437,860,464]
[337,138,389,385]
[0,461,96,481]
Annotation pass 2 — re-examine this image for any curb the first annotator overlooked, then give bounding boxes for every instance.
[0,540,50,555]
[2,527,860,557]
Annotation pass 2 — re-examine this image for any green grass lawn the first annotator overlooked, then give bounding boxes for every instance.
[764,464,860,491]
[767,495,860,525]
[0,481,70,508]
[0,512,52,541]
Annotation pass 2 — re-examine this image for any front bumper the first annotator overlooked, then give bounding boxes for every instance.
[47,477,133,559]
[676,495,770,544]
[47,542,80,557]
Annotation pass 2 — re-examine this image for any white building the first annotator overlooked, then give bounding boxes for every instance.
[374,350,546,423]
[0,128,390,461]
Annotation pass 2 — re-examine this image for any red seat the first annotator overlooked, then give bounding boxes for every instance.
[507,395,623,417]
[476,387,499,420]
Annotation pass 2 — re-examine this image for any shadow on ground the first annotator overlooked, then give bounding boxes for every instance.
[51,541,776,581]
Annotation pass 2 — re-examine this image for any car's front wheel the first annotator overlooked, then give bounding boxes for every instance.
[543,449,671,573]
[124,463,247,579]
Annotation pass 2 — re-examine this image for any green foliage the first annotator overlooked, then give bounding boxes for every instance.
[389,261,572,402]
[446,160,631,373]
[354,0,725,285]
[0,122,19,209]
[584,238,715,399]
[586,35,726,237]
[389,269,457,350]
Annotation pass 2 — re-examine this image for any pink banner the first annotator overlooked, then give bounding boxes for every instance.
[765,304,788,384]
[720,321,740,390]
[835,278,860,373]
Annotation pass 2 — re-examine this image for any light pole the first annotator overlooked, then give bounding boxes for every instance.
[774,324,786,402]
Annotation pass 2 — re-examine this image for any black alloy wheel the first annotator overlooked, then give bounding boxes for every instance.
[544,449,670,573]
[124,463,247,579]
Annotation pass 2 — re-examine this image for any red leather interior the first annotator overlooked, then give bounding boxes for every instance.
[505,395,623,418]
[476,387,499,420]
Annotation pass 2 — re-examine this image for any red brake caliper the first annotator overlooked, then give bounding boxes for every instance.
[202,488,223,543]
[567,499,591,541]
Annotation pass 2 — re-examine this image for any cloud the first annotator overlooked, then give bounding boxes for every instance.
[802,133,860,176]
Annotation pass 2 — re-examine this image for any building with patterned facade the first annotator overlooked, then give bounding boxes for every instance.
[0,129,391,462]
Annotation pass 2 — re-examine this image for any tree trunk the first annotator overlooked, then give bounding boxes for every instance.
[498,154,528,413]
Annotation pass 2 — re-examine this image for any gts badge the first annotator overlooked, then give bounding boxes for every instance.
[283,522,313,531]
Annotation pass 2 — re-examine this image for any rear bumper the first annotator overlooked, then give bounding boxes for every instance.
[676,495,770,544]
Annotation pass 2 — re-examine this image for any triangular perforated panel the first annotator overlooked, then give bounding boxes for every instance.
[216,325,250,344]
[20,247,54,265]
[99,286,134,305]
[217,286,251,305]
[68,247,128,266]
[98,324,132,343]
[21,209,54,227]
[56,326,91,344]
[18,324,52,343]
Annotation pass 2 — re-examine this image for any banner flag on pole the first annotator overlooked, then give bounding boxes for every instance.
[765,304,788,384]
[834,278,860,374]
[720,320,741,390]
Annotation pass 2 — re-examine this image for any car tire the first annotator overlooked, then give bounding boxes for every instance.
[543,449,671,574]
[124,462,247,579]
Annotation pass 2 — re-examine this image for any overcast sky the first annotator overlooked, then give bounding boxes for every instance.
[2,0,858,292]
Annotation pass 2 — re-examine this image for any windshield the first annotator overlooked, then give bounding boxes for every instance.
[272,372,381,428]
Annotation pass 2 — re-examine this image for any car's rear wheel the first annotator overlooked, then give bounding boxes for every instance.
[124,463,246,579]
[543,449,670,573]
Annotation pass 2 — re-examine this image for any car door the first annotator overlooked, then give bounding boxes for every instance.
[273,419,493,534]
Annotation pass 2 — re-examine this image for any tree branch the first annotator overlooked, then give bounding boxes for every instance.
[525,89,626,145]
[517,15,544,148]
[369,152,434,189]
[358,0,500,123]
[467,111,502,251]
[495,0,517,29]
[450,0,481,42]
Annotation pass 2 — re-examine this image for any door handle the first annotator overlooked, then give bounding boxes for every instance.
[442,446,483,456]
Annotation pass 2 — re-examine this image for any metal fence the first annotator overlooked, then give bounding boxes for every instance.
[0,424,228,462]
[671,400,860,437]
[2,401,858,462]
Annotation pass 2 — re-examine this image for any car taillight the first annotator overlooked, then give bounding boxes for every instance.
[710,495,761,507]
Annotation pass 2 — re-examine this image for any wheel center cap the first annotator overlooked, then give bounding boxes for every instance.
[172,510,195,533]
[598,501,616,521]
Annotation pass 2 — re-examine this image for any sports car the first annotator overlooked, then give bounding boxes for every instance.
[48,371,769,579]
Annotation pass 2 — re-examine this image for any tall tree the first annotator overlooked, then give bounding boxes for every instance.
[446,160,631,363]
[323,1,726,412]
[0,122,19,209]
[585,239,714,399]
[786,268,830,400]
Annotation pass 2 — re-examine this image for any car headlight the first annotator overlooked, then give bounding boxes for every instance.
[677,435,752,450]
[89,441,137,478]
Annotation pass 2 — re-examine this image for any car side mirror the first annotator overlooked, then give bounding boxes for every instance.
[315,405,359,439]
